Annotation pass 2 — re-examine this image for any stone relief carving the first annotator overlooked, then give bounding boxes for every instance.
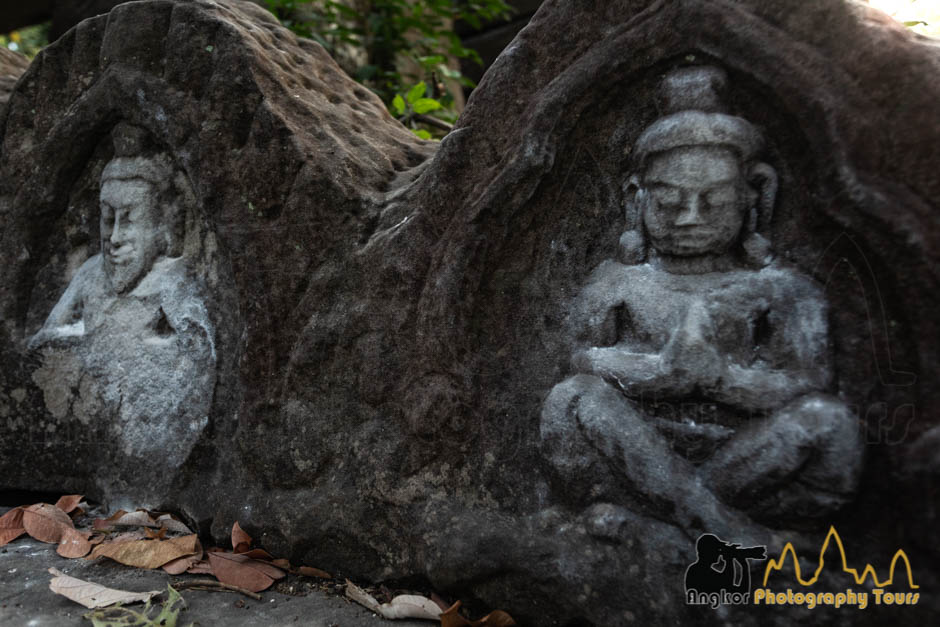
[540,67,864,540]
[29,123,216,469]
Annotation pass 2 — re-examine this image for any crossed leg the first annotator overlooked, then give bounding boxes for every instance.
[540,374,770,545]
[700,393,864,523]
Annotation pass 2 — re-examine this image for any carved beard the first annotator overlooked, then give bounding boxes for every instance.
[103,240,163,295]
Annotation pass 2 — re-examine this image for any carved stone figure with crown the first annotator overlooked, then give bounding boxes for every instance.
[540,66,865,540]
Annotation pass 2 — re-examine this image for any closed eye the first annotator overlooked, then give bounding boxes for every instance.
[649,184,681,206]
[705,185,737,206]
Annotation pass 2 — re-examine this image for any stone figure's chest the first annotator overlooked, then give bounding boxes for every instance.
[84,293,173,345]
[617,277,771,352]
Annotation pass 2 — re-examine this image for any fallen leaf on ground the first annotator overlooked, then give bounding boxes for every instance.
[105,530,152,543]
[440,601,516,626]
[162,552,203,575]
[161,539,204,575]
[345,580,442,621]
[0,507,25,546]
[238,548,274,561]
[110,510,160,528]
[298,565,331,579]
[208,552,285,593]
[23,503,74,544]
[272,558,291,570]
[56,527,92,558]
[145,527,168,540]
[156,514,192,534]
[185,558,215,575]
[54,495,83,514]
[231,521,251,553]
[48,567,160,609]
[92,510,128,530]
[83,585,185,627]
[89,534,199,569]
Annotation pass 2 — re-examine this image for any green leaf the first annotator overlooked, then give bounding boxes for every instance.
[406,81,427,104]
[84,586,189,627]
[418,54,446,67]
[392,94,406,115]
[413,129,433,140]
[437,63,462,79]
[412,98,442,114]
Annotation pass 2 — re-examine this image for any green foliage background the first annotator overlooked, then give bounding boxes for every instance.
[0,23,50,58]
[264,0,512,138]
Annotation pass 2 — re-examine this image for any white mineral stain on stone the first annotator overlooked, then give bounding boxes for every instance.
[31,352,82,421]
[290,448,313,472]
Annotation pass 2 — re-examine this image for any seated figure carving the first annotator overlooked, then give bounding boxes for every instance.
[30,123,215,469]
[540,67,863,540]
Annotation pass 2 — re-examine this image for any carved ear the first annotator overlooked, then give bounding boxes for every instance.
[621,174,642,230]
[748,162,777,234]
[742,162,777,267]
[619,174,646,265]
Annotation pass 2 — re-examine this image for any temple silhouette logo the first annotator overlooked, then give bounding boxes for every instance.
[752,526,921,609]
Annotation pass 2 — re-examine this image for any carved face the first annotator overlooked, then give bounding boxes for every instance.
[100,178,164,294]
[641,146,749,257]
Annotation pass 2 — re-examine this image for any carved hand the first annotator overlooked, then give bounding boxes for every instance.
[659,300,724,390]
[571,346,663,394]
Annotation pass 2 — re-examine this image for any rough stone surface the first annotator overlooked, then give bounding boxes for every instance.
[1,0,939,625]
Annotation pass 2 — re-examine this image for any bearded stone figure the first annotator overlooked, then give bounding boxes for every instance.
[540,67,864,542]
[30,123,216,477]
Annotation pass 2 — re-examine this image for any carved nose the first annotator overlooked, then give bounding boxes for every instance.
[110,214,124,245]
[675,194,705,226]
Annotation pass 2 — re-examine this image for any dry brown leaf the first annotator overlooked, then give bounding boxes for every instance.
[56,527,92,558]
[110,510,159,528]
[298,565,331,579]
[162,553,202,575]
[162,540,204,575]
[155,514,192,534]
[208,552,285,593]
[186,558,215,575]
[23,503,74,544]
[272,558,291,570]
[89,534,199,569]
[144,527,167,540]
[93,510,128,530]
[54,495,83,514]
[48,567,160,609]
[440,601,516,627]
[238,548,274,561]
[345,579,442,621]
[231,521,251,553]
[106,530,151,543]
[0,507,25,546]
[344,580,382,614]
